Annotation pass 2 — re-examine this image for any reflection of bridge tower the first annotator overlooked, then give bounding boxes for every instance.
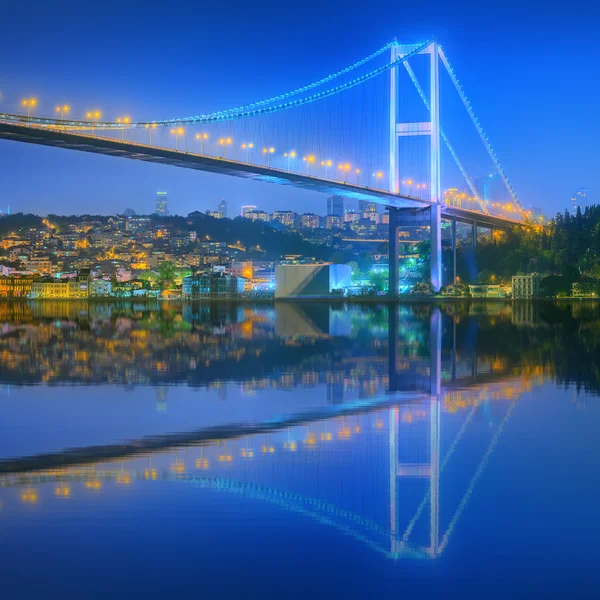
[388,307,441,557]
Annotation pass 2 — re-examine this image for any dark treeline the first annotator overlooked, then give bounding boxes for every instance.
[456,205,600,289]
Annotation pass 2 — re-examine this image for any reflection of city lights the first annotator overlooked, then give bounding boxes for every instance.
[54,485,71,497]
[144,468,158,480]
[85,480,101,490]
[21,489,38,503]
[195,458,209,470]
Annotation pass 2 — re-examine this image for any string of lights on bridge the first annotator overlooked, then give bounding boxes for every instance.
[0,38,533,220]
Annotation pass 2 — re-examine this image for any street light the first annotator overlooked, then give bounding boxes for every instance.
[86,110,101,135]
[195,132,209,154]
[145,122,157,145]
[21,98,37,117]
[262,146,275,166]
[284,150,296,171]
[171,127,184,151]
[355,168,361,184]
[306,154,316,175]
[241,142,254,162]
[219,137,232,158]
[338,163,351,183]
[55,104,69,120]
[116,116,130,141]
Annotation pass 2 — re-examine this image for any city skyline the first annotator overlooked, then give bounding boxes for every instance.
[0,2,597,217]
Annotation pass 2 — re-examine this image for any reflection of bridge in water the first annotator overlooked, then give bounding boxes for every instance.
[0,304,547,560]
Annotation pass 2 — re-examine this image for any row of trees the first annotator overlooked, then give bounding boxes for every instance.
[456,205,600,287]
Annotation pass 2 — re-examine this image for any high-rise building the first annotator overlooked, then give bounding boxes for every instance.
[300,213,320,229]
[327,195,344,218]
[218,199,227,219]
[358,200,376,214]
[155,192,168,216]
[571,188,588,213]
[241,205,257,218]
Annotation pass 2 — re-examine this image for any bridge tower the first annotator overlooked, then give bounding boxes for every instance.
[389,41,442,293]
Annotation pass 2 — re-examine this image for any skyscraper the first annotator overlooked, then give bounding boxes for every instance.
[571,188,588,213]
[218,199,227,219]
[327,195,344,218]
[155,192,168,216]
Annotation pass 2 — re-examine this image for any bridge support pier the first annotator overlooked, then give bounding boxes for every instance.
[388,206,443,295]
[388,207,399,297]
[451,218,457,286]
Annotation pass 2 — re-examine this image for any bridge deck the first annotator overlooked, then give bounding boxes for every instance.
[0,122,426,207]
[0,122,525,228]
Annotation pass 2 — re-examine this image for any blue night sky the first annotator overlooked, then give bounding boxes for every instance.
[0,0,597,218]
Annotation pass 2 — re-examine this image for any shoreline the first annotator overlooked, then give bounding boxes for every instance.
[0,296,597,304]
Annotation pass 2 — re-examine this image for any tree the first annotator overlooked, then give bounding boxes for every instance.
[157,261,178,290]
[368,270,388,293]
[410,281,434,296]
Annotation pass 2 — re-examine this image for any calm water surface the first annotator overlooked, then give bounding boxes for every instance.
[0,300,599,598]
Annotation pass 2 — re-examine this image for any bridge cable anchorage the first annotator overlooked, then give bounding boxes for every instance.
[0,40,433,130]
[401,62,490,216]
[437,47,527,220]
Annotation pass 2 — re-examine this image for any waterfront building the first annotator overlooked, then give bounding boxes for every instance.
[0,276,35,298]
[206,210,223,219]
[30,277,70,298]
[89,278,112,298]
[468,284,502,298]
[182,272,244,299]
[275,264,351,298]
[512,274,545,299]
[218,199,227,218]
[327,195,344,218]
[67,269,93,298]
[156,191,168,216]
[344,210,360,223]
[230,261,254,279]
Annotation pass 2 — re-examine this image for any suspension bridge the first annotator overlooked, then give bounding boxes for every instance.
[0,39,530,291]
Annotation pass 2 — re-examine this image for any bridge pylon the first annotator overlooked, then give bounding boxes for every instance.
[389,41,442,293]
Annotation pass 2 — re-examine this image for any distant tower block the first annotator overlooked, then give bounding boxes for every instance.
[327,195,344,218]
[156,191,168,216]
[218,198,228,219]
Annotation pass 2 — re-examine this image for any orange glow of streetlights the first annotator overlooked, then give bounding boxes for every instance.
[171,127,185,151]
[338,163,351,182]
[55,105,69,120]
[241,142,254,162]
[145,122,157,145]
[195,132,209,153]
[262,146,275,166]
[21,98,37,117]
[218,136,232,158]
